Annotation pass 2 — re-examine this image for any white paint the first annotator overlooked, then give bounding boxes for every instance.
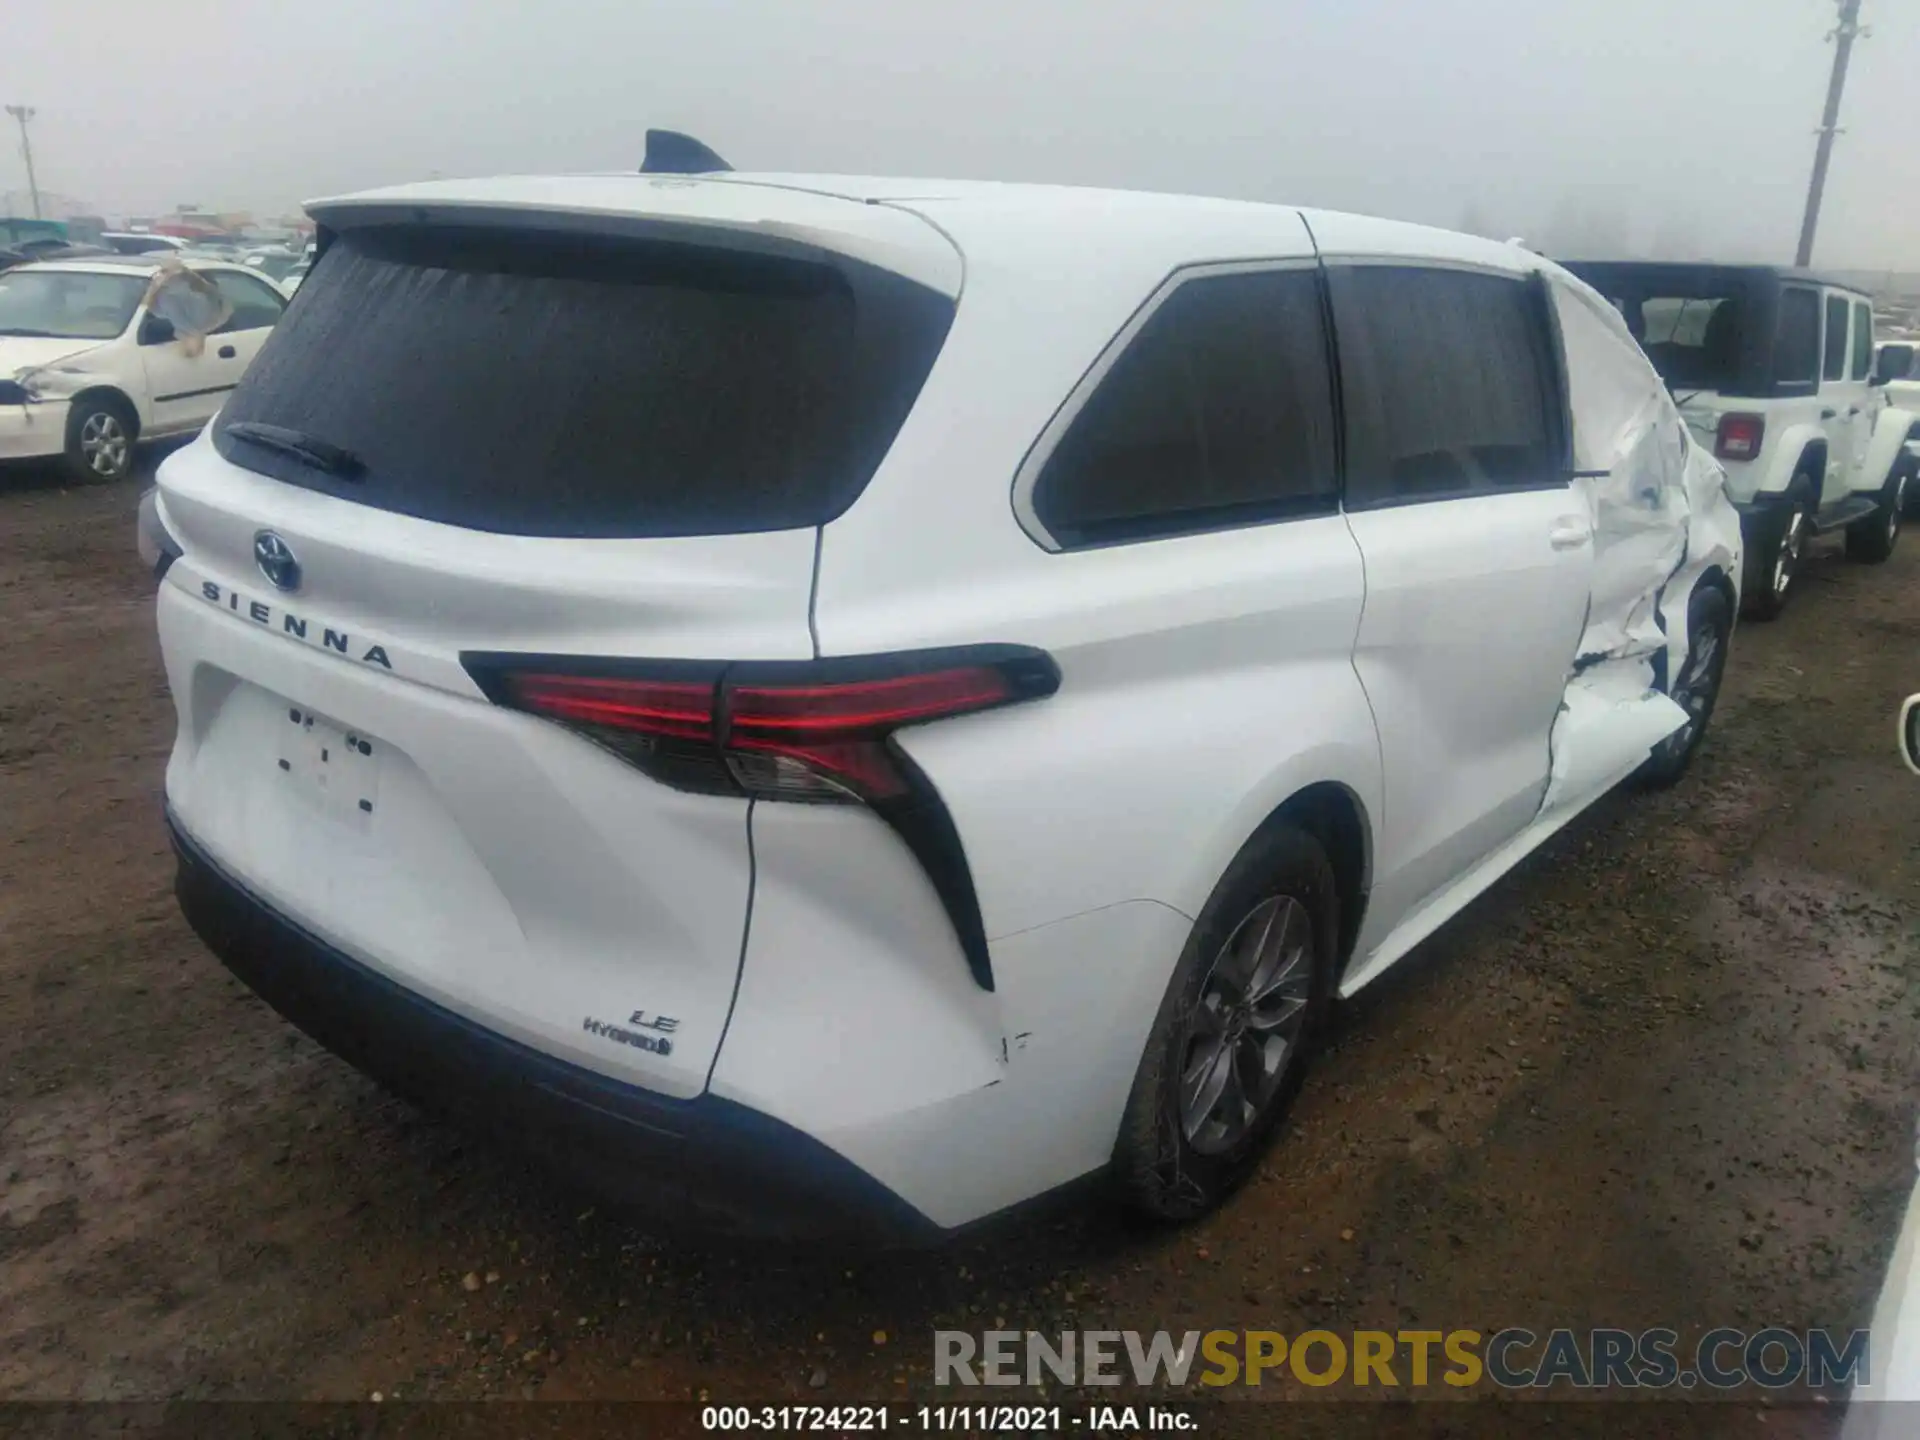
[1842,1149,1920,1431]
[157,174,1752,1228]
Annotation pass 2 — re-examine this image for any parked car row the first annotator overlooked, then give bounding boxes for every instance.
[40,151,1920,1236]
[238,244,307,285]
[100,231,194,256]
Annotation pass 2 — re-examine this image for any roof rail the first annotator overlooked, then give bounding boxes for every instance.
[640,130,733,176]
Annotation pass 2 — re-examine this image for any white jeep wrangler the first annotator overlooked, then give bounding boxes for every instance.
[1565,263,1916,618]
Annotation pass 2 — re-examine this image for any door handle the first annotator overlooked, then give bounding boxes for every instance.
[1845,406,1861,417]
[1549,518,1591,551]
[1821,408,1837,419]
[217,344,236,359]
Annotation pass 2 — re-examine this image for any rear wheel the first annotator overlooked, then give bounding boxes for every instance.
[1113,823,1336,1222]
[1743,479,1814,621]
[1636,584,1733,790]
[63,395,137,484]
[1846,463,1907,564]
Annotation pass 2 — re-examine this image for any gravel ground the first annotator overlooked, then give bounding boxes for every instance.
[2,451,1916,1438]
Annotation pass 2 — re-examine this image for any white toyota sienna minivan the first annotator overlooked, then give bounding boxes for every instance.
[151,153,1742,1241]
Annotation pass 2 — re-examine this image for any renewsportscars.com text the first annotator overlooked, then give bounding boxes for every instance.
[933,1327,1870,1391]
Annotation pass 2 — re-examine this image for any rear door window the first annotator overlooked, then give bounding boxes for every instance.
[1328,265,1565,509]
[1030,268,1338,546]
[214,226,955,539]
[1775,288,1820,384]
[1824,295,1850,381]
[1852,301,1874,379]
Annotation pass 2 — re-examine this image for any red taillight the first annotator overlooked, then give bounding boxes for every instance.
[1714,413,1765,462]
[504,674,715,741]
[724,669,1014,800]
[477,651,1054,805]
[727,670,1013,734]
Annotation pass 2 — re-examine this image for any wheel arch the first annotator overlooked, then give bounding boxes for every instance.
[1654,556,1740,694]
[1790,440,1825,488]
[66,385,142,442]
[1746,424,1824,500]
[1262,781,1372,968]
[1696,562,1737,611]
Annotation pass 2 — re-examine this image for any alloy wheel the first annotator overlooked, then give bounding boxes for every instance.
[1656,617,1724,763]
[1177,894,1314,1156]
[80,412,129,479]
[1773,507,1806,600]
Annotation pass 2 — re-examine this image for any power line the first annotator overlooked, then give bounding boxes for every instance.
[1795,0,1865,268]
[4,105,40,220]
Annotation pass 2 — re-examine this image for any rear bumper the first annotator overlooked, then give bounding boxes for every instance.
[167,811,943,1245]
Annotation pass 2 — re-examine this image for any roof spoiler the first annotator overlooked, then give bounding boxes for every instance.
[640,130,733,176]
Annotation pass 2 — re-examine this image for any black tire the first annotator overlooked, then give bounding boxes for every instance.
[1846,462,1908,564]
[1113,823,1337,1222]
[63,393,137,484]
[1741,476,1815,622]
[1635,583,1734,790]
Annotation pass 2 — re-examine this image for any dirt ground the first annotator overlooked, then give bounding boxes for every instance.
[3,448,1918,1437]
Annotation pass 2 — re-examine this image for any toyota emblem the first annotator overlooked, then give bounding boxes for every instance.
[253,530,301,593]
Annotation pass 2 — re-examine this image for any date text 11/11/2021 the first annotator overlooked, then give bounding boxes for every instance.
[700,1405,1198,1432]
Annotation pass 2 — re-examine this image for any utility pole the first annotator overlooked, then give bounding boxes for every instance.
[1795,0,1865,268]
[4,105,39,219]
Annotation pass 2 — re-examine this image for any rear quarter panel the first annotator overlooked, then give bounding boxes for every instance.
[762,212,1385,1218]
[1746,416,1828,502]
[810,207,1381,948]
[763,520,1380,1224]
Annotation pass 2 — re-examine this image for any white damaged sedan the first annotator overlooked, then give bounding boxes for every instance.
[0,255,288,482]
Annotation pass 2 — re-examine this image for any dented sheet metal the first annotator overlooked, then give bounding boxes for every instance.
[1537,271,1744,816]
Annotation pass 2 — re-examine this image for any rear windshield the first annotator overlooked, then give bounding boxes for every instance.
[1560,264,1755,392]
[1608,290,1744,389]
[213,225,955,538]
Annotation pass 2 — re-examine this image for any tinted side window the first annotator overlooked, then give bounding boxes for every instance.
[209,270,287,332]
[1852,301,1874,379]
[1032,269,1337,546]
[1775,288,1819,384]
[1329,265,1562,509]
[1823,295,1849,381]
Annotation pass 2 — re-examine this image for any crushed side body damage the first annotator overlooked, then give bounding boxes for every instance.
[1538,271,1743,818]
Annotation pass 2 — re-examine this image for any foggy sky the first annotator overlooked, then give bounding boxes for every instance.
[7,0,1919,271]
